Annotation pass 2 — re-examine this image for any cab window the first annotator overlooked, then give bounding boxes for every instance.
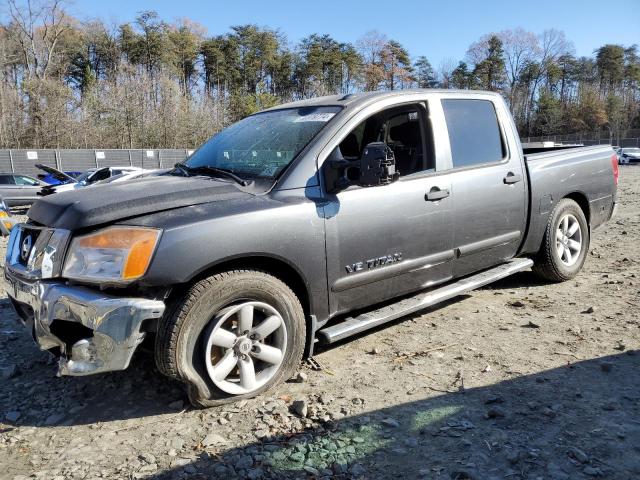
[338,104,434,176]
[442,99,505,168]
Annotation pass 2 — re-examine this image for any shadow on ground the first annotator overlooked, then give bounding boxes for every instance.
[141,351,639,480]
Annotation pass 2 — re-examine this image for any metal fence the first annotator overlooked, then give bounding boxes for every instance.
[522,130,640,148]
[0,149,195,177]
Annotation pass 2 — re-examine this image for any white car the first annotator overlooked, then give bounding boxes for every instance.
[38,166,148,196]
[617,147,640,165]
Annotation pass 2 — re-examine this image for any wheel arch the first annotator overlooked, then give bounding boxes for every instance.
[563,191,591,225]
[172,254,315,356]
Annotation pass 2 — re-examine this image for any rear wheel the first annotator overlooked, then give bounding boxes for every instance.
[155,270,306,407]
[532,198,589,282]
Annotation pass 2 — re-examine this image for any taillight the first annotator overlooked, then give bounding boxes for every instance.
[611,153,619,185]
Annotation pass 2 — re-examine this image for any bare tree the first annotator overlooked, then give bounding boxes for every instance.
[438,57,456,89]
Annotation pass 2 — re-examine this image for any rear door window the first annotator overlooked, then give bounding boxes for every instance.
[442,99,505,168]
[0,175,15,185]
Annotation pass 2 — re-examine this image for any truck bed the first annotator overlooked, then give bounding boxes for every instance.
[520,145,616,255]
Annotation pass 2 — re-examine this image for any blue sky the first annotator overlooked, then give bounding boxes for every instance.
[68,0,639,66]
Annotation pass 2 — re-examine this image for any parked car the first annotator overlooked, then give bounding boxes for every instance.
[37,165,147,195]
[0,196,17,236]
[93,168,163,185]
[0,173,46,206]
[37,170,82,185]
[617,147,640,164]
[5,90,618,407]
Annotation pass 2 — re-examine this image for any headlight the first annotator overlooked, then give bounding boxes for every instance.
[63,226,161,283]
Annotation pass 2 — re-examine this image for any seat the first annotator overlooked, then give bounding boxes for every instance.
[389,122,422,174]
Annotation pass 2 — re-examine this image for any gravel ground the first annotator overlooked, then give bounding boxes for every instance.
[1,167,639,480]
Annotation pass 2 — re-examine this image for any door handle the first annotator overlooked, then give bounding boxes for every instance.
[425,187,450,201]
[503,172,522,184]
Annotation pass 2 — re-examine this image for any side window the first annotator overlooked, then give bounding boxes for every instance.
[337,105,434,176]
[442,99,505,168]
[88,169,110,183]
[0,175,15,185]
[14,175,39,186]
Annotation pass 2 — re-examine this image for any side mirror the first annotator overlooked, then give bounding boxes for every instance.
[324,142,400,193]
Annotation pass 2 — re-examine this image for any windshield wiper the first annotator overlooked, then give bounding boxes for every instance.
[173,163,250,186]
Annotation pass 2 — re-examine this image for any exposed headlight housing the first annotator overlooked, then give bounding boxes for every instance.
[63,226,161,284]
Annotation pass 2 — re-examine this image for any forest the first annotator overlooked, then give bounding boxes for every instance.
[1,0,639,149]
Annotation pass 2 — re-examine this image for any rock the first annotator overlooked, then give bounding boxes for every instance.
[381,417,400,428]
[332,462,348,475]
[235,455,253,469]
[168,400,184,410]
[583,466,602,476]
[318,393,332,404]
[523,320,540,328]
[246,468,263,480]
[506,449,522,464]
[350,463,366,476]
[171,458,192,468]
[449,469,477,479]
[484,407,505,419]
[44,413,65,425]
[292,400,308,418]
[0,365,18,380]
[599,361,613,372]
[484,396,504,404]
[202,433,227,447]
[5,411,20,422]
[369,347,380,355]
[170,438,184,450]
[614,341,626,351]
[294,372,308,383]
[509,300,525,308]
[582,306,595,314]
[304,466,320,475]
[568,447,589,464]
[139,453,157,464]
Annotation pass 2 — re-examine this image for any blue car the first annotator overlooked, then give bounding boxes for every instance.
[37,170,82,185]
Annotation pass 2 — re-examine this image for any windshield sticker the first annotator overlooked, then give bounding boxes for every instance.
[293,112,336,123]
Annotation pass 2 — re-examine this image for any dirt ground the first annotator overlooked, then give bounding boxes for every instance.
[1,167,639,480]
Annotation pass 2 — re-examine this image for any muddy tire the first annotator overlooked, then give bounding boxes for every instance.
[532,198,589,282]
[155,270,305,407]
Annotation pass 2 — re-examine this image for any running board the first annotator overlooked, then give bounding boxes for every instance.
[318,258,534,344]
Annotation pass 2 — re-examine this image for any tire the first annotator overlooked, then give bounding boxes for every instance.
[532,198,589,282]
[155,269,306,407]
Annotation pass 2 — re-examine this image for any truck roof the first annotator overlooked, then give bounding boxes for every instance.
[263,88,502,112]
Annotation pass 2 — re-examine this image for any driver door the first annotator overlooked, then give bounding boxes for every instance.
[322,102,454,316]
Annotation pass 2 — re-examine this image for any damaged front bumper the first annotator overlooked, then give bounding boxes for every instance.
[5,268,165,376]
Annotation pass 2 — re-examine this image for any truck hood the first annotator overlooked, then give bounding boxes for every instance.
[36,163,78,183]
[28,175,252,230]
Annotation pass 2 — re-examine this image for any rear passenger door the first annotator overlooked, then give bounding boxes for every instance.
[440,97,527,277]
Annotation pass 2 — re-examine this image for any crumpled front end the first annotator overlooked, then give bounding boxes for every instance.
[4,223,165,375]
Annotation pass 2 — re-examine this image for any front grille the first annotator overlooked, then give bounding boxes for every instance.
[6,224,71,279]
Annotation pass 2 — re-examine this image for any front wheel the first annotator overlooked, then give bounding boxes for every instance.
[532,198,589,282]
[155,270,306,407]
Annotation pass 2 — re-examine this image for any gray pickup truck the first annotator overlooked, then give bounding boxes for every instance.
[5,90,618,406]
